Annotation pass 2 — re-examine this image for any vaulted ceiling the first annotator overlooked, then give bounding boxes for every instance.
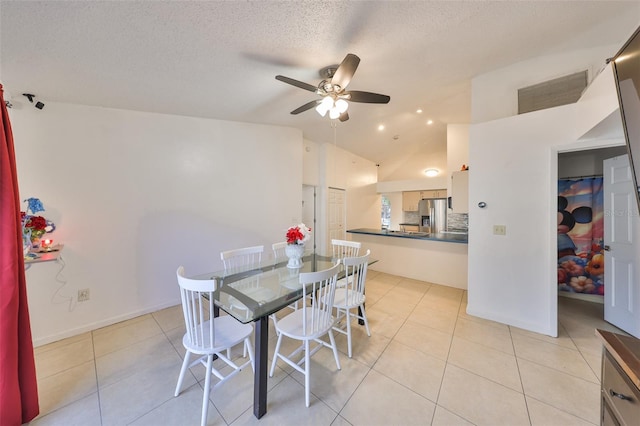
[1,1,638,179]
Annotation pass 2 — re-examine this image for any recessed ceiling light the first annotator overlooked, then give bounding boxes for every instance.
[427,120,433,125]
[424,168,439,177]
[393,135,399,140]
[416,109,423,113]
[378,124,385,131]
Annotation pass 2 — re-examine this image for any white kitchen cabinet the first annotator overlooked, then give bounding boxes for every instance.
[451,171,469,213]
[421,189,447,199]
[402,191,421,211]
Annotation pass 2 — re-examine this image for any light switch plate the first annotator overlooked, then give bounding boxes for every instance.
[493,225,506,236]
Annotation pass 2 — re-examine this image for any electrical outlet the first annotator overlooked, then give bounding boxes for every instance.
[493,225,507,236]
[78,288,90,302]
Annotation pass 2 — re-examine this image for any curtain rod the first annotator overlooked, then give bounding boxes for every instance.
[559,174,603,180]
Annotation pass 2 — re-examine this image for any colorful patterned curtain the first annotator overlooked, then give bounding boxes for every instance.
[557,177,605,296]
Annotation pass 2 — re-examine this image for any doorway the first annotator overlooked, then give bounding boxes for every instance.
[556,146,627,315]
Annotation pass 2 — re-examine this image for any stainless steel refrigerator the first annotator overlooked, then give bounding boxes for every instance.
[419,198,447,233]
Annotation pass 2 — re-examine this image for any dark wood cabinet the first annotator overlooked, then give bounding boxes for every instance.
[597,329,640,426]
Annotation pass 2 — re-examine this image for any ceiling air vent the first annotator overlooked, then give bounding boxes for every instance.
[518,70,588,114]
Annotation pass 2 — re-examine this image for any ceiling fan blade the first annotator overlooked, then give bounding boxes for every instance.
[290,99,321,115]
[331,53,360,90]
[275,75,318,93]
[345,90,390,104]
[338,112,349,122]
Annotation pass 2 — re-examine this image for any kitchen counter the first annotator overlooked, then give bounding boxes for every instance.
[348,228,468,244]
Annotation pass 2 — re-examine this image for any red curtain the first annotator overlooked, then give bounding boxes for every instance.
[0,85,39,424]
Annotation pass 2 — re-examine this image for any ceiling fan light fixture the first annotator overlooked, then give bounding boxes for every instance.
[335,99,349,113]
[316,96,334,116]
[329,107,341,119]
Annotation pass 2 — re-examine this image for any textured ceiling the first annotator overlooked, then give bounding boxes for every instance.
[1,1,638,178]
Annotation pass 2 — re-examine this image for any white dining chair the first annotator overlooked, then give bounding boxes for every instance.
[269,262,342,407]
[331,250,371,358]
[331,239,361,287]
[331,239,361,260]
[220,245,265,356]
[174,266,255,426]
[221,245,264,273]
[272,241,287,264]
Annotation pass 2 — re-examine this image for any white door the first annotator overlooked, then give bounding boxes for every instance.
[328,188,346,253]
[604,155,640,337]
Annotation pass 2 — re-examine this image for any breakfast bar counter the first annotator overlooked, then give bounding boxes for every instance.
[347,228,468,244]
[347,228,468,289]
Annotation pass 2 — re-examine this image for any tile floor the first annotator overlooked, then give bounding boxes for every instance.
[29,270,625,425]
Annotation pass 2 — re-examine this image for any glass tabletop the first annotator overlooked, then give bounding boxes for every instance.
[190,254,374,323]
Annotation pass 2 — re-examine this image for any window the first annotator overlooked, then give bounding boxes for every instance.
[381,195,391,229]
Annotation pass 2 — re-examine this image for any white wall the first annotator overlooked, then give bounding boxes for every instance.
[468,64,624,336]
[11,102,303,345]
[315,142,379,255]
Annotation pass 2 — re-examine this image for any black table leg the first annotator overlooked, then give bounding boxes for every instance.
[358,304,365,325]
[253,316,269,418]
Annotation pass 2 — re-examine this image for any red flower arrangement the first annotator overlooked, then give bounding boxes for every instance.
[286,223,311,245]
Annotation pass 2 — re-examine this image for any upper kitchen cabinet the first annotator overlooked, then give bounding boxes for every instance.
[422,189,447,199]
[402,191,422,211]
[403,189,448,211]
[451,171,469,213]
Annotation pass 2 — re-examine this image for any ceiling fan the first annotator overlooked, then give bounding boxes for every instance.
[275,53,390,122]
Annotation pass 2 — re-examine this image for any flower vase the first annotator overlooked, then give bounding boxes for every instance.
[23,235,31,257]
[30,232,44,250]
[285,243,305,269]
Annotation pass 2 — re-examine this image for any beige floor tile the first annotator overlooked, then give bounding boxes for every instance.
[518,358,600,424]
[438,364,529,426]
[526,396,597,426]
[93,315,164,357]
[581,350,603,382]
[512,333,598,383]
[151,304,183,332]
[289,347,370,413]
[330,415,354,426]
[431,405,474,426]
[233,376,340,425]
[340,369,436,426]
[368,272,403,286]
[510,322,578,350]
[453,317,514,355]
[334,328,391,367]
[448,336,522,392]
[34,332,92,355]
[208,365,258,423]
[373,340,446,402]
[37,360,97,416]
[35,336,94,379]
[130,383,221,426]
[407,305,458,334]
[374,292,419,317]
[394,278,431,298]
[564,328,606,357]
[365,305,408,339]
[457,303,512,330]
[99,358,186,426]
[418,294,462,314]
[394,320,453,361]
[29,392,101,426]
[96,333,184,388]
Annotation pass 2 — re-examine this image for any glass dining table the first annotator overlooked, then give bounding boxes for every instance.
[189,253,376,419]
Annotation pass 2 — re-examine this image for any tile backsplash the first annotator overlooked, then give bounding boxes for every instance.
[447,213,468,232]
